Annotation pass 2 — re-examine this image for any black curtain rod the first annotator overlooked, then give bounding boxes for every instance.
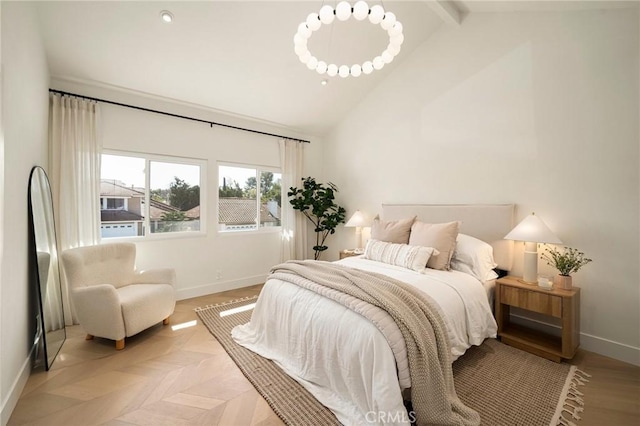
[48,89,311,144]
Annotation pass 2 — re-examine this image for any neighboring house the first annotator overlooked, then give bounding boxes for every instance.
[102,181,282,236]
[100,180,145,238]
[218,198,281,231]
[100,179,196,237]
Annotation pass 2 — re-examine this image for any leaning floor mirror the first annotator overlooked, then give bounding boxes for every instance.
[28,166,66,370]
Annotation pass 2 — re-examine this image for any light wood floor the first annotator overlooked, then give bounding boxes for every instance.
[9,285,640,426]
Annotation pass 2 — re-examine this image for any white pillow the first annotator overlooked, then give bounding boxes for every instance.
[364,239,439,274]
[450,234,498,282]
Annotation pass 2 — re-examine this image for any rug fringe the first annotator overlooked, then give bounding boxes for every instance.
[194,295,259,312]
[550,365,588,426]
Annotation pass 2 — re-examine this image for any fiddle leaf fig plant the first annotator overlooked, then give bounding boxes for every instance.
[288,177,346,260]
[541,246,592,276]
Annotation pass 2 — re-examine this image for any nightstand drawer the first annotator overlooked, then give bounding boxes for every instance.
[500,286,562,318]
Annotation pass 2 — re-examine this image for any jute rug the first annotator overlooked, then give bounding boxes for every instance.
[196,297,589,426]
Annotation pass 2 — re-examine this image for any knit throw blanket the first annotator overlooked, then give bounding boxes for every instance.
[269,260,480,426]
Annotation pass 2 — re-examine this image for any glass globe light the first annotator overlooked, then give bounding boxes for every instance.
[380,12,396,30]
[373,56,384,70]
[388,21,403,37]
[336,1,352,21]
[381,51,393,64]
[297,22,311,39]
[299,51,312,64]
[362,61,374,74]
[387,43,401,56]
[319,5,335,24]
[351,64,362,77]
[294,44,308,56]
[353,1,369,21]
[316,61,328,74]
[306,13,322,31]
[390,33,404,46]
[293,33,306,47]
[307,56,318,70]
[369,5,384,24]
[338,65,350,78]
[327,64,338,77]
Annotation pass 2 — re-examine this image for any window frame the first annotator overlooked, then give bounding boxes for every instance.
[101,149,207,241]
[217,161,283,234]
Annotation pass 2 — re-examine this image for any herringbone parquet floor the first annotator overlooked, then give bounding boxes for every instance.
[8,284,283,426]
[8,284,640,425]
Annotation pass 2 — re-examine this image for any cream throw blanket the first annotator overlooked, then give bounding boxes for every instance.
[270,260,480,426]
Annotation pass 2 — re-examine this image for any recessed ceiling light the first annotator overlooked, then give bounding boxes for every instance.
[160,10,174,23]
[321,79,328,86]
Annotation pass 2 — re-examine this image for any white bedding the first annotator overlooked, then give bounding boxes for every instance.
[232,257,497,425]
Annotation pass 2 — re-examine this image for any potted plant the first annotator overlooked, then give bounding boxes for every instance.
[541,246,592,289]
[288,177,346,260]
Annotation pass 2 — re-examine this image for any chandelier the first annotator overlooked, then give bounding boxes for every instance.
[293,1,404,78]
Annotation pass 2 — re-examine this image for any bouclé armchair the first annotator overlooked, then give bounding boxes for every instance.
[61,243,176,350]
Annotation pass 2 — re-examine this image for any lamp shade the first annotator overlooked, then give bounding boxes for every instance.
[345,210,366,227]
[504,213,562,244]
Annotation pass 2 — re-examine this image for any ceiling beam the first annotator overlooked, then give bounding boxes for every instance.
[424,1,463,26]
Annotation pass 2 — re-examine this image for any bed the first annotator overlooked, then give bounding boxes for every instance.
[232,204,514,425]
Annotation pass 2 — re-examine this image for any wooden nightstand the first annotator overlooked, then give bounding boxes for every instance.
[339,249,362,259]
[495,276,580,362]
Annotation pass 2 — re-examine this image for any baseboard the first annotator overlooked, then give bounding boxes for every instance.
[511,314,640,366]
[1,344,35,425]
[175,274,267,301]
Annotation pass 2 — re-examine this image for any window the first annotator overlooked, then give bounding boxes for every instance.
[101,152,205,239]
[103,198,125,210]
[218,164,282,232]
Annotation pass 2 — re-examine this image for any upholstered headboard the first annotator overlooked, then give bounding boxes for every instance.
[382,204,515,271]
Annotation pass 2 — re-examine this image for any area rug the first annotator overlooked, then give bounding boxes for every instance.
[196,297,589,426]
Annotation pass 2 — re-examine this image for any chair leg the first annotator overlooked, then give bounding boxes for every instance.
[86,334,94,340]
[115,339,125,350]
[163,316,170,325]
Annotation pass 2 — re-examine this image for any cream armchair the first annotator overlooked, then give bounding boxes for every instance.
[61,243,176,350]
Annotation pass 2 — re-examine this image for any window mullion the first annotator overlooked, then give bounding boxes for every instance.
[255,168,260,229]
[145,158,151,236]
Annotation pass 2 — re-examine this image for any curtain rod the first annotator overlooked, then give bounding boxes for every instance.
[48,89,311,144]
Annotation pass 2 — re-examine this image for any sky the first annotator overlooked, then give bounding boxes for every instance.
[219,165,257,189]
[102,155,281,190]
[102,154,200,189]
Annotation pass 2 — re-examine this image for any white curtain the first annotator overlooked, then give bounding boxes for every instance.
[279,138,306,261]
[49,93,101,324]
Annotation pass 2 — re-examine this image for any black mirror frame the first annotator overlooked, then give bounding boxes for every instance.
[28,166,66,370]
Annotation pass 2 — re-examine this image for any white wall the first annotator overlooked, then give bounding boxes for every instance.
[0,2,50,423]
[50,78,323,300]
[324,8,639,364]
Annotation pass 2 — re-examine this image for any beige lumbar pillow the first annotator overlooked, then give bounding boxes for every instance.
[370,215,416,244]
[364,239,439,274]
[409,220,460,270]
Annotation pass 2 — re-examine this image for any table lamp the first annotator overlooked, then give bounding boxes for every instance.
[504,212,562,284]
[345,210,366,252]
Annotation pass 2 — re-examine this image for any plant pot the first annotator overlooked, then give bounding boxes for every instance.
[556,274,572,290]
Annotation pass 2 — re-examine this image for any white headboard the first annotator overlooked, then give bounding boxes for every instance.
[382,204,515,271]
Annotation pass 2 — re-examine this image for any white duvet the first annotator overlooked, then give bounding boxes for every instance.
[232,257,497,425]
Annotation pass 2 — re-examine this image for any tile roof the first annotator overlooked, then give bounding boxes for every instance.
[185,205,200,219]
[218,198,280,225]
[101,180,144,197]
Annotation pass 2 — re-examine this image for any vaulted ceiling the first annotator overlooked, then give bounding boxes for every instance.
[34,1,632,135]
